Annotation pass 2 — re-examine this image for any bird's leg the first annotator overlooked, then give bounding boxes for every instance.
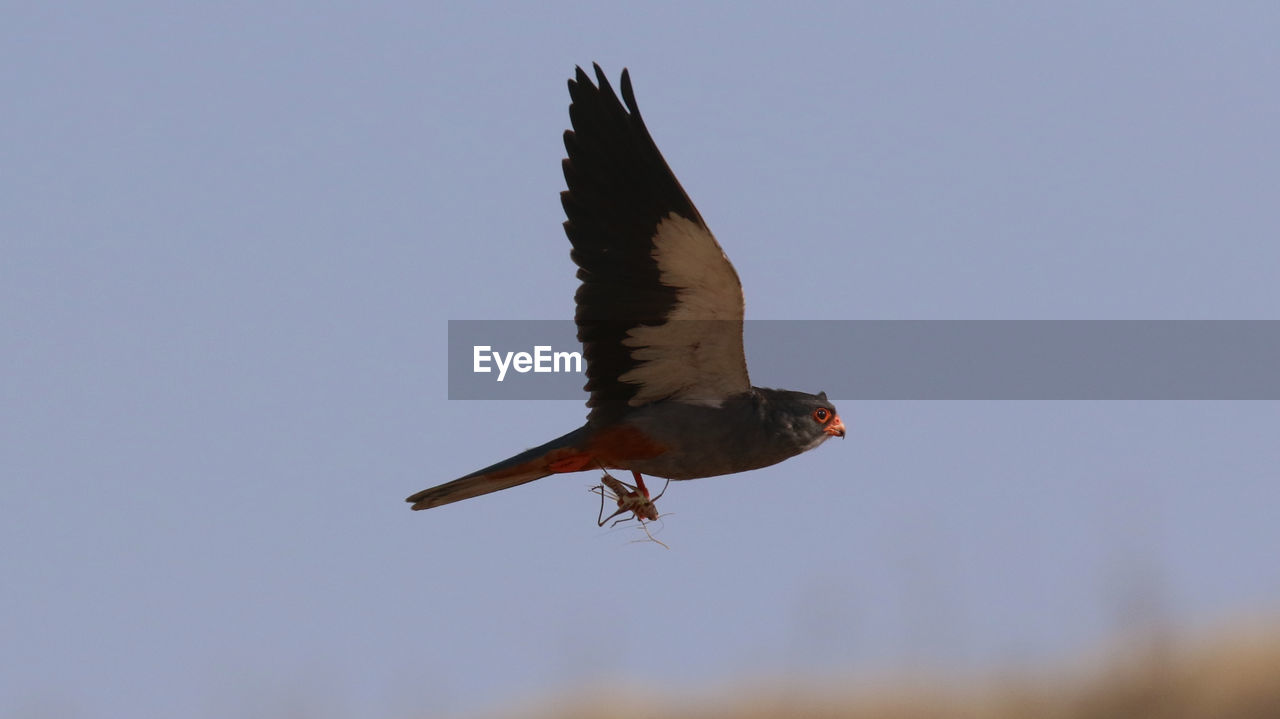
[626,471,669,505]
[630,470,650,499]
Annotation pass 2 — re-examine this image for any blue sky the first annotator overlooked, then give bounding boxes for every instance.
[4,3,1279,718]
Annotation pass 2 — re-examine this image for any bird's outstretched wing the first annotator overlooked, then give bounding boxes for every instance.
[562,64,749,424]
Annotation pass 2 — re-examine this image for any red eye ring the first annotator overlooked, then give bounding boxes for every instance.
[812,408,830,423]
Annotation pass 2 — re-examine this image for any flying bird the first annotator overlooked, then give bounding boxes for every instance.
[407,64,844,512]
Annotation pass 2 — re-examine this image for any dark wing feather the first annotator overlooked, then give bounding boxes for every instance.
[561,64,749,424]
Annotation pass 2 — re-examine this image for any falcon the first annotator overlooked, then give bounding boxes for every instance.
[407,64,844,512]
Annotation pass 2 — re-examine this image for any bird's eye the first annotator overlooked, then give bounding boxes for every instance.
[812,408,830,423]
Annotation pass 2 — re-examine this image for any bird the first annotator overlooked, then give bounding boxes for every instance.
[406,64,844,512]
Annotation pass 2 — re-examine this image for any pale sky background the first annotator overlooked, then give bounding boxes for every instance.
[4,3,1280,718]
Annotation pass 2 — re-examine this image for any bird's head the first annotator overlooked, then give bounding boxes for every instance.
[757,388,845,454]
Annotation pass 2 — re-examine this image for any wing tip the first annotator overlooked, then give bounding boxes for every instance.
[619,67,638,115]
[568,63,636,113]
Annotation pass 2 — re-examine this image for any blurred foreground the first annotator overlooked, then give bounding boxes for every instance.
[499,621,1280,719]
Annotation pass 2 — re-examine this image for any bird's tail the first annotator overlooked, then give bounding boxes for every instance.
[406,425,594,511]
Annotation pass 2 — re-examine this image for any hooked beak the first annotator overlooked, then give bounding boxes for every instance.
[825,415,846,438]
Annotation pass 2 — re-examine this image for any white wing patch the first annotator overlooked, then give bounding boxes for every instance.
[619,213,750,405]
